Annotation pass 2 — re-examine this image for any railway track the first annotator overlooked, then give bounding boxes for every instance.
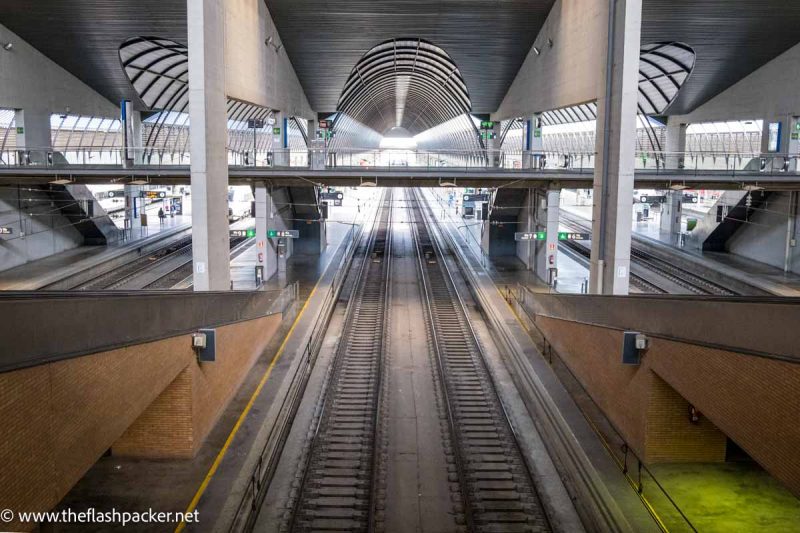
[560,212,738,296]
[559,239,665,294]
[69,235,246,290]
[71,236,194,290]
[287,190,393,532]
[410,189,551,533]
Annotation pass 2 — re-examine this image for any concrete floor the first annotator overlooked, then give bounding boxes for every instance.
[649,462,800,533]
[382,193,460,531]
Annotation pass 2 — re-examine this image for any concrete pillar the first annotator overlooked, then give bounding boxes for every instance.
[272,111,289,166]
[664,119,687,169]
[762,115,799,171]
[524,115,544,169]
[659,190,682,245]
[187,0,231,291]
[785,191,798,273]
[121,100,143,166]
[124,185,141,232]
[530,190,560,283]
[789,117,800,172]
[589,0,641,295]
[487,121,502,167]
[14,109,51,164]
[517,189,536,269]
[254,183,276,282]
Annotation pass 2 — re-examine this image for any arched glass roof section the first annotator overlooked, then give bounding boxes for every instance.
[119,36,296,157]
[638,42,696,116]
[336,38,472,137]
[537,42,696,126]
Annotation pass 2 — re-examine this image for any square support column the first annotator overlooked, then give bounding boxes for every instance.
[665,119,687,170]
[187,0,231,291]
[524,115,544,169]
[121,100,143,167]
[254,183,277,282]
[487,121,502,167]
[14,109,51,164]
[272,111,289,167]
[660,191,683,246]
[589,0,642,295]
[532,190,560,284]
[762,115,798,172]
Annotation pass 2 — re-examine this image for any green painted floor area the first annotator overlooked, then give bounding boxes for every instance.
[646,463,800,532]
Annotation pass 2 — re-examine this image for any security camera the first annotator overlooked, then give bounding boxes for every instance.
[2,42,12,51]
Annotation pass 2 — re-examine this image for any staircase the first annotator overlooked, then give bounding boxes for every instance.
[39,184,120,245]
[688,190,771,252]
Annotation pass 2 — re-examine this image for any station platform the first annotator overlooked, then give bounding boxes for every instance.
[0,215,192,290]
[425,187,800,297]
[50,188,382,530]
[560,199,800,297]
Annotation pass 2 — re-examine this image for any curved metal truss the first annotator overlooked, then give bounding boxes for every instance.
[119,36,304,160]
[327,112,383,152]
[336,38,472,136]
[538,42,696,127]
[638,42,696,116]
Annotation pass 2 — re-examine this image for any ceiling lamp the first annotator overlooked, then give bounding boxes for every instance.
[129,177,150,185]
[669,183,689,190]
[359,177,377,188]
[48,177,73,185]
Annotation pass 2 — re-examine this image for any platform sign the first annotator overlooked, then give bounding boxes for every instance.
[480,131,497,140]
[0,227,12,235]
[515,232,546,241]
[140,190,167,199]
[247,118,265,129]
[230,228,256,238]
[106,189,125,198]
[267,229,299,239]
[320,191,344,202]
[558,232,590,241]
[463,193,490,203]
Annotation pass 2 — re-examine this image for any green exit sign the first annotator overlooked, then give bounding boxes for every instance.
[272,127,281,135]
[480,120,495,130]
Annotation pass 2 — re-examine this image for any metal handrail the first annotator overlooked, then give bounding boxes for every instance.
[5,145,796,172]
[509,291,698,533]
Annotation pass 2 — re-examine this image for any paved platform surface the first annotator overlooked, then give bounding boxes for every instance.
[427,188,800,296]
[0,215,192,290]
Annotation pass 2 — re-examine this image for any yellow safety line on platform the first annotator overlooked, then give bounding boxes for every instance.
[175,281,321,533]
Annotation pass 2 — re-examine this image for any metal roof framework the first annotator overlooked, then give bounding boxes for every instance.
[336,38,473,137]
[119,36,289,160]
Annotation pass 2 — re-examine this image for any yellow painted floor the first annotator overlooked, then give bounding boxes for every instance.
[646,462,800,532]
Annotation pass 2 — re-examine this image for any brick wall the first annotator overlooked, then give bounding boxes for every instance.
[535,315,800,496]
[112,314,281,458]
[0,313,283,531]
[645,374,726,463]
